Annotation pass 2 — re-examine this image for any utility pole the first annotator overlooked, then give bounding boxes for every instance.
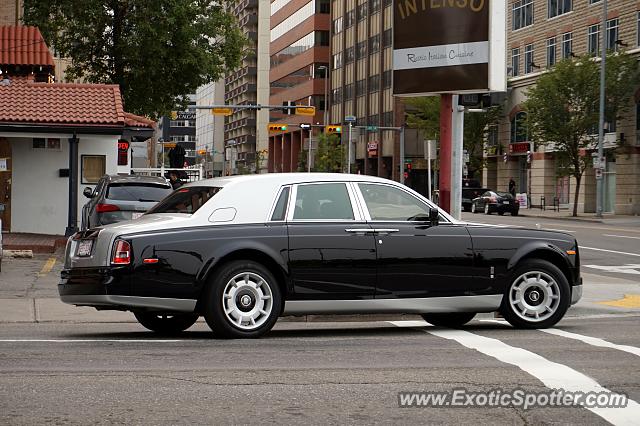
[596,0,608,218]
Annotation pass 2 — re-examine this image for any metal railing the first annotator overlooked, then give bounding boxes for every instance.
[131,165,205,183]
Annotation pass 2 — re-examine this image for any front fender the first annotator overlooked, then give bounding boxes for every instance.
[507,240,573,277]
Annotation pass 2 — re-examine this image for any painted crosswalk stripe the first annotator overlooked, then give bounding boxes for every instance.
[425,328,640,425]
[540,329,640,357]
[0,339,184,343]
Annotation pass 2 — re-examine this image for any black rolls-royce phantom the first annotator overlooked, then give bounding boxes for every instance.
[59,173,582,338]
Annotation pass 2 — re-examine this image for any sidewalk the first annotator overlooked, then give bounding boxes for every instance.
[2,233,67,253]
[515,208,640,225]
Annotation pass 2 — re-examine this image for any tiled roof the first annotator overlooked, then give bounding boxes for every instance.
[0,26,55,67]
[0,76,153,129]
[124,112,156,129]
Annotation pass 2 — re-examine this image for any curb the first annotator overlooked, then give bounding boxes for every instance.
[1,249,34,258]
[517,213,604,223]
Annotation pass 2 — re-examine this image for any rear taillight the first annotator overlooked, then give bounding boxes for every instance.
[111,240,131,265]
[96,203,120,213]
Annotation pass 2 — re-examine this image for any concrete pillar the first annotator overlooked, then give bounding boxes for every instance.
[268,137,274,172]
[282,133,292,172]
[291,131,302,172]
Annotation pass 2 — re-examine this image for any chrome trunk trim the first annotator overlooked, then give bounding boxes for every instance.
[60,295,197,312]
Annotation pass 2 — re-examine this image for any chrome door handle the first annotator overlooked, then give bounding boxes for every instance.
[371,229,399,235]
[345,228,374,234]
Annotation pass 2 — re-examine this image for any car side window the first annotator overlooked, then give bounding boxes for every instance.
[358,183,430,221]
[293,183,354,220]
[270,187,290,221]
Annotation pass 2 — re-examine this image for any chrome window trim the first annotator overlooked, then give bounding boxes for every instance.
[353,182,452,224]
[286,181,362,222]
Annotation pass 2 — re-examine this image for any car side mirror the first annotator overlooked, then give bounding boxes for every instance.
[429,207,439,227]
[83,187,93,198]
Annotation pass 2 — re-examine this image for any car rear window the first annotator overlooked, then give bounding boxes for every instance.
[106,183,172,202]
[146,186,222,214]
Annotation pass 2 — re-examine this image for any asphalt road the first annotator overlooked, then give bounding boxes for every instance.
[0,316,638,424]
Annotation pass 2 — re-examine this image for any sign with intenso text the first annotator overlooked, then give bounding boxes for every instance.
[393,0,506,96]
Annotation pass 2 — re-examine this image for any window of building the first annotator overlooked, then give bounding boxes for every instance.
[32,138,61,150]
[345,9,355,28]
[345,46,355,63]
[588,24,600,56]
[188,120,196,127]
[383,0,392,7]
[369,34,380,53]
[382,28,392,48]
[186,135,196,142]
[382,111,393,126]
[383,70,392,88]
[369,0,380,13]
[170,120,186,127]
[588,0,600,4]
[524,44,534,73]
[316,0,330,13]
[81,155,106,184]
[345,83,354,100]
[332,87,343,103]
[356,79,366,97]
[511,48,520,77]
[487,125,499,149]
[333,52,342,69]
[369,74,380,92]
[548,0,571,19]
[513,0,533,31]
[510,111,528,143]
[271,31,329,68]
[562,32,573,59]
[357,3,367,21]
[356,41,367,60]
[606,18,619,51]
[271,1,315,42]
[367,113,379,126]
[546,37,556,67]
[333,16,343,34]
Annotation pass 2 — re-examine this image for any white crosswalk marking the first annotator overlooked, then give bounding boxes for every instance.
[540,329,640,357]
[584,264,640,275]
[389,320,640,425]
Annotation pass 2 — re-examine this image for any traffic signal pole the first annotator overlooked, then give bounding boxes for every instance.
[439,94,454,214]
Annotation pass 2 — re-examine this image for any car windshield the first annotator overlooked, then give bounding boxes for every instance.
[106,183,172,202]
[146,186,222,214]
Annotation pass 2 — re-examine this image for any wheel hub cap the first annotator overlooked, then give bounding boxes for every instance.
[509,270,561,322]
[222,272,273,330]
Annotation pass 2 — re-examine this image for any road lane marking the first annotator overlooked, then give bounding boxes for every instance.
[37,257,56,277]
[424,328,640,425]
[603,234,640,240]
[584,265,640,275]
[0,339,184,343]
[540,329,640,357]
[539,227,574,233]
[580,246,640,257]
[598,295,640,309]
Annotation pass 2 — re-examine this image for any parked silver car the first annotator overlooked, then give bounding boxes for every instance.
[81,175,172,230]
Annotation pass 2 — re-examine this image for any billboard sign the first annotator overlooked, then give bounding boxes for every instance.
[393,0,506,96]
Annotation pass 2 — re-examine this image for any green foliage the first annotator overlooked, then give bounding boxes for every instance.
[313,133,344,172]
[297,149,308,172]
[23,0,245,118]
[405,97,440,140]
[524,52,640,215]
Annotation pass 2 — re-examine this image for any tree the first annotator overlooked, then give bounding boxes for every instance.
[313,133,344,172]
[524,53,640,216]
[404,96,502,179]
[23,0,245,118]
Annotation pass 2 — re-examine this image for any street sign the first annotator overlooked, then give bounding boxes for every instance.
[211,107,233,116]
[345,115,356,122]
[299,123,311,130]
[366,126,378,132]
[295,106,316,116]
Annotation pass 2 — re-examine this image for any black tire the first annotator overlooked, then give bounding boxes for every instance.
[203,260,282,338]
[421,312,476,327]
[498,211,505,216]
[499,259,570,329]
[512,210,519,216]
[134,312,199,334]
[484,203,491,215]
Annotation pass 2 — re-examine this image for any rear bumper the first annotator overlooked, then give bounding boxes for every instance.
[59,294,196,312]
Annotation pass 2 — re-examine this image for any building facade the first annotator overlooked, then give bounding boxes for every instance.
[485,0,640,214]
[196,81,226,177]
[224,0,270,174]
[267,0,330,173]
[156,95,197,169]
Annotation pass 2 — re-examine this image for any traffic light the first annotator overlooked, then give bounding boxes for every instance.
[325,125,342,134]
[268,123,288,131]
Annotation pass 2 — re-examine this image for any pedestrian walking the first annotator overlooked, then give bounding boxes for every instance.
[508,177,516,197]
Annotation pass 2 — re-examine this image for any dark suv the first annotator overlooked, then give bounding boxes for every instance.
[81,175,172,230]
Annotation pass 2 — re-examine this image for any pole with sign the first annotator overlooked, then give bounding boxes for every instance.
[345,115,356,173]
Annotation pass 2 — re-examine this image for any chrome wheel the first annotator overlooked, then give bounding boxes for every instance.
[508,270,560,322]
[484,203,490,214]
[222,272,273,330]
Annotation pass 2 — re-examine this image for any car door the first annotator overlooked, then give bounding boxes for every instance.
[354,182,478,299]
[85,177,107,229]
[286,182,377,300]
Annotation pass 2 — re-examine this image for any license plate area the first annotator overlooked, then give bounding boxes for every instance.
[503,201,510,205]
[76,240,93,257]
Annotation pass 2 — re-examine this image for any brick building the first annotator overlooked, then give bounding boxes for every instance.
[485,0,640,214]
